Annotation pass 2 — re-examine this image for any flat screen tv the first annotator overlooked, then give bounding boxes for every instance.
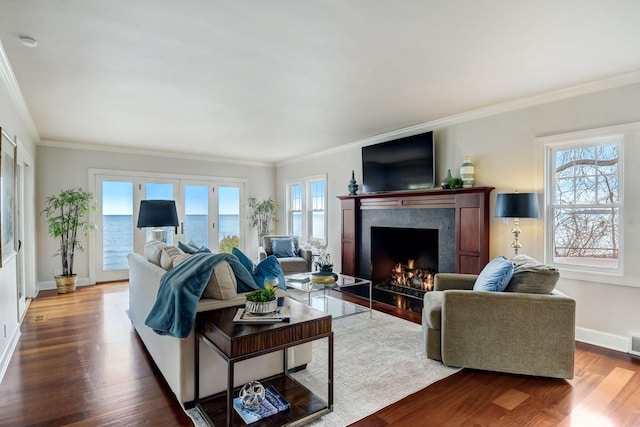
[361,131,434,194]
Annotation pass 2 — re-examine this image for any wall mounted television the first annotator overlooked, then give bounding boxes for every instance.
[361,131,434,194]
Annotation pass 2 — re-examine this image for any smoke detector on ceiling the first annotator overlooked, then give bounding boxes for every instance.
[19,36,38,48]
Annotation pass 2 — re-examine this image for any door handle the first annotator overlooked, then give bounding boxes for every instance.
[18,239,22,252]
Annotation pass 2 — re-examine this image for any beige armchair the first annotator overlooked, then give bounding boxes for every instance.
[423,273,576,379]
[258,235,312,274]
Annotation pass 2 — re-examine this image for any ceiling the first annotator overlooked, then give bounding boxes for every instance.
[1,1,640,163]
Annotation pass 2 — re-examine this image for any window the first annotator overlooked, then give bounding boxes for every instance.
[286,175,327,244]
[546,136,622,271]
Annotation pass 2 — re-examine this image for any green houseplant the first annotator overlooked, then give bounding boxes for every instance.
[247,197,277,246]
[42,187,97,293]
[245,285,277,314]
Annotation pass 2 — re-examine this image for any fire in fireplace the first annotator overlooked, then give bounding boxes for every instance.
[389,259,434,291]
[370,226,439,300]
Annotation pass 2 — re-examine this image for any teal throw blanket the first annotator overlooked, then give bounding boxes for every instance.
[145,252,259,338]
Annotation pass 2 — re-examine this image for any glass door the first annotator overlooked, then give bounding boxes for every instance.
[179,182,242,252]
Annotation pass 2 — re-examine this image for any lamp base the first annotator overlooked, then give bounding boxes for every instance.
[150,228,168,243]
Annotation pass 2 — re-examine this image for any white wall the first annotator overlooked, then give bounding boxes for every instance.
[36,145,276,286]
[0,72,37,381]
[276,82,640,352]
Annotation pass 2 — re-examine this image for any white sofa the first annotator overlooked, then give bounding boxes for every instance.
[128,252,313,406]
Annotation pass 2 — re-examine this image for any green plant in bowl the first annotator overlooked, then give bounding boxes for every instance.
[247,285,277,302]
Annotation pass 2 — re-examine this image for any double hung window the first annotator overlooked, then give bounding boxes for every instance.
[286,175,327,244]
[545,135,622,271]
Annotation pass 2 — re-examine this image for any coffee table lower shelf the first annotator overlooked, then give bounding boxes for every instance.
[196,374,329,426]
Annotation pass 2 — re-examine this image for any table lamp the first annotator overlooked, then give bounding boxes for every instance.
[137,200,179,243]
[495,193,539,255]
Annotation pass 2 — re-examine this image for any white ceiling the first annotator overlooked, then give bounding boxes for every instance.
[1,1,640,163]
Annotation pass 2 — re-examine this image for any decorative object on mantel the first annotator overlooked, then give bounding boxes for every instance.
[449,177,464,189]
[460,156,475,188]
[495,192,539,255]
[348,170,359,195]
[440,169,453,189]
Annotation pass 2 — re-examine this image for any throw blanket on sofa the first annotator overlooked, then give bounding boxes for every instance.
[145,252,259,338]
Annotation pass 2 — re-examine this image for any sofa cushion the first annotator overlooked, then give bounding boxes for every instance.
[505,254,560,294]
[145,240,168,267]
[272,237,296,258]
[473,256,514,292]
[160,246,185,270]
[202,261,238,300]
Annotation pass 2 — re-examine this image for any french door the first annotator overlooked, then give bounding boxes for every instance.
[93,172,243,282]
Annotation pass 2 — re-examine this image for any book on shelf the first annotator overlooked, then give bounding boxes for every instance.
[233,306,291,323]
[233,385,290,424]
[286,273,311,283]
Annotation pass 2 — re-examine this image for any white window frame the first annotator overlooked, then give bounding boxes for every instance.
[541,130,624,276]
[285,174,328,244]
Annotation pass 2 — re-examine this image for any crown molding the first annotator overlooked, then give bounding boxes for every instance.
[0,41,40,143]
[276,70,640,167]
[39,139,275,168]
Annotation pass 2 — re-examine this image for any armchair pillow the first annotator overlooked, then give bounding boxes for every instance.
[473,256,514,292]
[505,254,560,294]
[271,237,297,258]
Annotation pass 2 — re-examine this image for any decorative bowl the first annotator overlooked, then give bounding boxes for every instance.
[245,299,277,315]
[311,272,338,284]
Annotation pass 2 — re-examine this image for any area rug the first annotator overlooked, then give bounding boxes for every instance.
[187,308,459,426]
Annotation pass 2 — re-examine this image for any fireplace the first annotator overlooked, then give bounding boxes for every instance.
[371,226,438,299]
[338,188,493,313]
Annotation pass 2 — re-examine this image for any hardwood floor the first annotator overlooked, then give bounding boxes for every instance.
[1,283,639,426]
[0,282,192,427]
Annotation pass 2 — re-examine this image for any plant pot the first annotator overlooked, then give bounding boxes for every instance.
[245,299,277,315]
[55,274,78,294]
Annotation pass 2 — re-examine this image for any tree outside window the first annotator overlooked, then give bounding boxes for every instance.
[548,137,622,270]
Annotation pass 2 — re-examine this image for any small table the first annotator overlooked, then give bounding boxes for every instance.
[194,297,333,426]
[285,273,373,318]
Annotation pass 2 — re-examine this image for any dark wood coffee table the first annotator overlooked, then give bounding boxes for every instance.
[194,297,333,426]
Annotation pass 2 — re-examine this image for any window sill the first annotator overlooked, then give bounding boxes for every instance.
[557,267,640,288]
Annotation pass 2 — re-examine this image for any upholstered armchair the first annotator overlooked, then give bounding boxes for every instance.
[258,235,312,274]
[422,268,576,379]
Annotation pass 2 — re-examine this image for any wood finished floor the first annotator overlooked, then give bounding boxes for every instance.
[1,283,639,426]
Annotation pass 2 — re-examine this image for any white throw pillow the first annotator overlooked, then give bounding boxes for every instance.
[144,240,168,267]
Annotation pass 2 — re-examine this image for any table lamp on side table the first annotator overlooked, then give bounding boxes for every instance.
[495,192,539,255]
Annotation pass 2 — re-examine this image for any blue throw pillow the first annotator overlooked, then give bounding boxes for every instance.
[254,255,286,290]
[272,237,296,258]
[232,247,255,274]
[178,241,199,254]
[473,256,515,292]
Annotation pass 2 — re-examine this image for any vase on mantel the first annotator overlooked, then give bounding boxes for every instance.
[460,156,475,188]
[440,169,453,189]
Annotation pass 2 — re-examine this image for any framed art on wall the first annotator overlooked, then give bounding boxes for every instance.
[1,127,17,267]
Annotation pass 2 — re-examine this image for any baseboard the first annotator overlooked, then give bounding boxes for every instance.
[575,327,628,353]
[36,277,93,292]
[0,327,21,384]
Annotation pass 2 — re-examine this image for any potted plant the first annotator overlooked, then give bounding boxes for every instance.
[245,285,277,314]
[42,187,97,293]
[247,197,277,245]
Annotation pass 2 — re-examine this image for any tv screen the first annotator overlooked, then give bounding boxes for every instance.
[361,131,434,193]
